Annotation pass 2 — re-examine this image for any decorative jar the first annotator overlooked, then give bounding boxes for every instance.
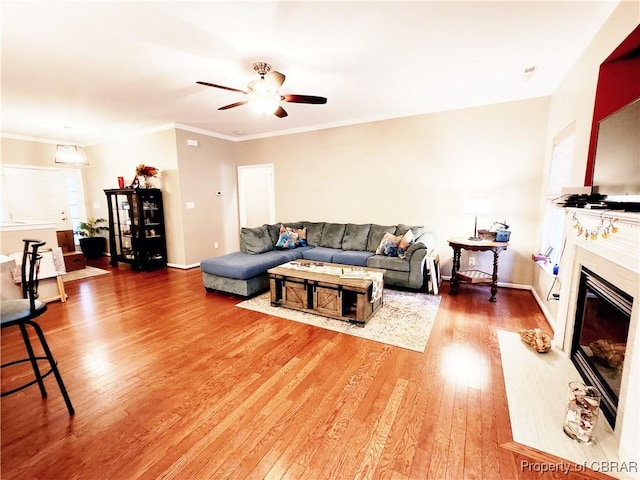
[563,381,600,444]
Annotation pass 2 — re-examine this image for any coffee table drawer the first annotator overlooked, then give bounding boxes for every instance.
[312,284,341,317]
[281,278,309,309]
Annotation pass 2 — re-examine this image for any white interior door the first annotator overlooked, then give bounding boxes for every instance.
[237,164,275,228]
[1,166,80,230]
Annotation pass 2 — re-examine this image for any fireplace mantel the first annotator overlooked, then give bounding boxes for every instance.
[561,209,640,274]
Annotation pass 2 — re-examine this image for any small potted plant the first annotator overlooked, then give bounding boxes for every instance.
[75,218,109,258]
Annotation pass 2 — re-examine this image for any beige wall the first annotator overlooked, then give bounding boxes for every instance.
[3,96,550,286]
[83,129,182,264]
[1,138,58,167]
[236,97,549,286]
[84,127,240,267]
[174,129,239,266]
[532,3,639,322]
[1,128,241,269]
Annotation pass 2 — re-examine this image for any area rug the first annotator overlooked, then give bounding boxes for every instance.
[237,290,441,352]
[62,266,110,282]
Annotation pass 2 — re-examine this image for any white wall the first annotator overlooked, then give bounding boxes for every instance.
[532,2,640,322]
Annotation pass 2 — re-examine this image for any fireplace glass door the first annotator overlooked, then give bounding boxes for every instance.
[571,267,632,428]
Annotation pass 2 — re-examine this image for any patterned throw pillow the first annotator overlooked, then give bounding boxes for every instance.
[376,232,402,256]
[275,225,307,249]
[297,227,308,247]
[397,229,415,259]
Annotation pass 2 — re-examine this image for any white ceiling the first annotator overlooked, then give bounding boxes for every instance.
[1,1,619,145]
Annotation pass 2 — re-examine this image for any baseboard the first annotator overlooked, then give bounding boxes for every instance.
[529,285,557,333]
[102,254,199,271]
[167,262,200,270]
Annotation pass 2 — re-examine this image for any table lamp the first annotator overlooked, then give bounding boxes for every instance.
[463,197,493,241]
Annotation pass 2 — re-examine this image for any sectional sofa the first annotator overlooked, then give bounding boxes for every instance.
[200,222,434,297]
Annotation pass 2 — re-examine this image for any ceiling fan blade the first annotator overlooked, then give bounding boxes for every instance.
[264,71,286,89]
[274,106,288,118]
[218,100,247,110]
[282,94,327,105]
[197,81,248,95]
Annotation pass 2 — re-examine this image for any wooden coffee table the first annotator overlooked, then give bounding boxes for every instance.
[268,260,385,326]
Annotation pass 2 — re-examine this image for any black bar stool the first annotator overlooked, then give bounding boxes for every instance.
[0,239,74,415]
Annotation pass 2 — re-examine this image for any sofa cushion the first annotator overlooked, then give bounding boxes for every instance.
[396,224,425,237]
[301,247,341,263]
[240,225,273,254]
[266,224,281,245]
[366,224,397,252]
[284,222,304,229]
[367,254,411,272]
[319,223,346,249]
[332,250,374,267]
[304,222,325,246]
[201,249,306,280]
[341,223,371,251]
[376,232,402,256]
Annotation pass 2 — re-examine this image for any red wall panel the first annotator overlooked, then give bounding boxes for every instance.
[584,25,640,186]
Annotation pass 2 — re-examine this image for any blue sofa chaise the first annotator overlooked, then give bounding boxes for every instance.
[200,222,434,297]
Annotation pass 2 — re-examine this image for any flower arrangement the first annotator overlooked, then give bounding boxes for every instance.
[131,164,160,189]
[136,164,159,178]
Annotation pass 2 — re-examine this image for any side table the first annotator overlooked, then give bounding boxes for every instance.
[448,237,509,302]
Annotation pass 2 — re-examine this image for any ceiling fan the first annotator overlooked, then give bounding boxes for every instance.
[197,62,327,118]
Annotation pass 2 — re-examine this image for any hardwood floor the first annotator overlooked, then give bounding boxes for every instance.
[0,261,608,479]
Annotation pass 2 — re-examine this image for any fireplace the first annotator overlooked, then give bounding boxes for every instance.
[570,267,632,428]
[554,209,639,463]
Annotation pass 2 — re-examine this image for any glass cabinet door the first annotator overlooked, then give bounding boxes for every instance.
[105,188,167,270]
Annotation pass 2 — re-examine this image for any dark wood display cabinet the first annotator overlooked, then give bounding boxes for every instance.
[104,188,167,271]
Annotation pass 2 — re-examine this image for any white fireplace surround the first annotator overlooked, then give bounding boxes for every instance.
[555,208,640,465]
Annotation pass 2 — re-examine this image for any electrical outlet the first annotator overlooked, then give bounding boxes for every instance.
[468,256,476,266]
[214,242,219,249]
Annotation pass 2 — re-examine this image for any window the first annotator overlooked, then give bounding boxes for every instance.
[66,177,84,244]
[0,165,86,236]
[540,123,575,267]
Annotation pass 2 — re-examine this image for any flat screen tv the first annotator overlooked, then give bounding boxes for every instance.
[592,97,640,206]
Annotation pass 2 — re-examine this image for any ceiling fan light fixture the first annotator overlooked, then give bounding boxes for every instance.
[248,91,280,116]
[198,61,325,118]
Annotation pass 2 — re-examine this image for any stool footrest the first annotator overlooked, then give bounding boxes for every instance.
[1,356,57,397]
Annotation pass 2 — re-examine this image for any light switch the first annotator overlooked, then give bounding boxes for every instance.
[186,202,195,209]
[93,202,100,209]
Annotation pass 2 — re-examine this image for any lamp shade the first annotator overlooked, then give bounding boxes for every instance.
[463,197,493,241]
[463,197,493,215]
[55,145,88,165]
